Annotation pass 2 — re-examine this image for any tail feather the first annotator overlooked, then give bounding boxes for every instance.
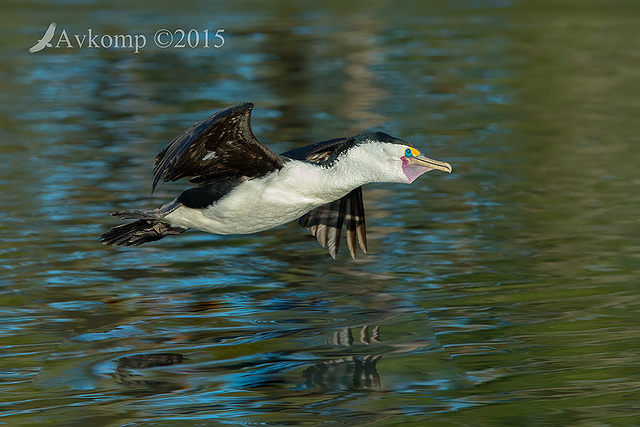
[101,200,184,246]
[112,200,180,221]
[112,209,160,220]
[100,219,187,246]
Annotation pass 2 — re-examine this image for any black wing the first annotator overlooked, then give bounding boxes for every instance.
[152,102,285,192]
[281,138,367,259]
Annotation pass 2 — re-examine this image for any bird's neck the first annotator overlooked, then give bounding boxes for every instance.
[326,159,367,188]
[308,155,384,198]
[277,159,367,206]
[323,152,393,188]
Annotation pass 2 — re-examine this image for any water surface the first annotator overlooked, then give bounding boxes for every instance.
[1,1,640,425]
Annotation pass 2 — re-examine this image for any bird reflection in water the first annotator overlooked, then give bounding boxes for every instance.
[303,325,383,390]
[112,353,184,387]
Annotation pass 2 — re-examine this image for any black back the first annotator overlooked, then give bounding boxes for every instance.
[281,137,346,163]
[176,178,238,209]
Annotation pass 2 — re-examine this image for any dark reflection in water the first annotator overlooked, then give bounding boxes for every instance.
[110,328,384,391]
[2,0,640,425]
[304,355,383,390]
[113,353,185,387]
[304,326,383,390]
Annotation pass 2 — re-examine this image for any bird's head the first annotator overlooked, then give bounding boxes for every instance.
[329,132,452,184]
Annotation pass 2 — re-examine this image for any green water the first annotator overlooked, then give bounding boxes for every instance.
[1,1,639,425]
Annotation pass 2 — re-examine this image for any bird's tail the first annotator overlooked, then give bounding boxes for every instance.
[100,219,187,246]
[100,201,187,246]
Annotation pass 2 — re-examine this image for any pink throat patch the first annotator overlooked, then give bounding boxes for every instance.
[401,156,432,183]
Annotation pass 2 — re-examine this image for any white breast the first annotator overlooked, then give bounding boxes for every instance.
[163,160,358,235]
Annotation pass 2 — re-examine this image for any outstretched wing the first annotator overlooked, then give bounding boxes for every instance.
[281,138,368,259]
[152,102,285,192]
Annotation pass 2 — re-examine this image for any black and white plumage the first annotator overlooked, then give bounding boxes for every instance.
[100,102,452,258]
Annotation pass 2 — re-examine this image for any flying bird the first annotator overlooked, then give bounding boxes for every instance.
[100,103,452,258]
[29,22,56,53]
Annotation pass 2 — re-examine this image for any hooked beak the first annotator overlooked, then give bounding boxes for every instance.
[407,155,453,173]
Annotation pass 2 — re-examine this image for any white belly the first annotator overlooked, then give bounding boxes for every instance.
[163,162,354,235]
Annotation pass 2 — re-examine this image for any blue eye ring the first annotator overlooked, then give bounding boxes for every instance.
[405,148,413,157]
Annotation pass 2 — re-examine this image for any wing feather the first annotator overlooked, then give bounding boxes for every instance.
[152,102,285,192]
